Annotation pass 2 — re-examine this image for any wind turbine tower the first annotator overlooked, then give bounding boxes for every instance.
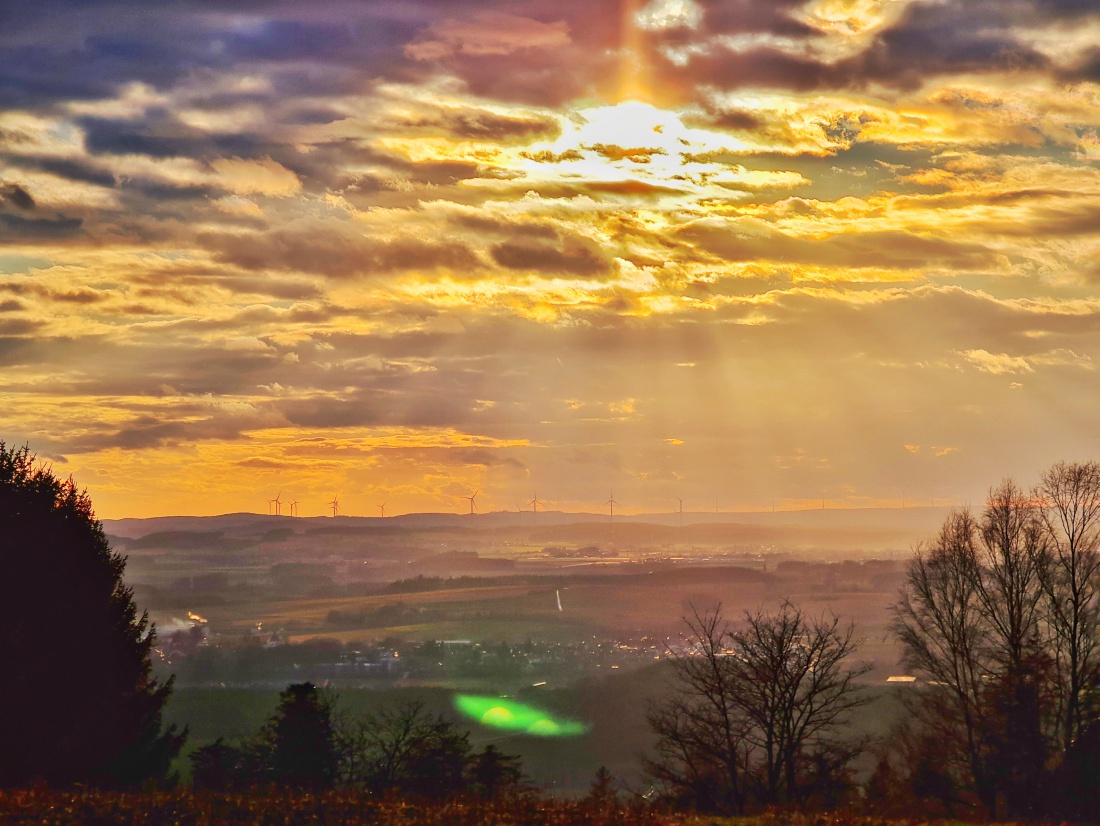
[606,491,618,523]
[290,500,300,517]
[330,495,340,517]
[378,502,387,519]
[529,492,542,525]
[678,498,683,527]
[464,489,479,516]
[273,493,282,517]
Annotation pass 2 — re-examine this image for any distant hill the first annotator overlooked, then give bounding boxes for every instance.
[104,506,951,554]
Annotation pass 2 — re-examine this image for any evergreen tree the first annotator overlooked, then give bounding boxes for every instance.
[467,744,523,799]
[262,682,338,789]
[0,443,184,786]
[586,766,618,808]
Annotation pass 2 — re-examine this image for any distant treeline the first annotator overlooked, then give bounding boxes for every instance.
[383,565,773,595]
[325,602,444,628]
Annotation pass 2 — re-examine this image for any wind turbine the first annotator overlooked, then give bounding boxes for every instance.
[678,498,683,527]
[378,501,387,519]
[290,500,300,517]
[266,496,277,515]
[464,489,479,515]
[330,495,340,517]
[273,492,282,517]
[606,491,618,522]
[529,492,542,524]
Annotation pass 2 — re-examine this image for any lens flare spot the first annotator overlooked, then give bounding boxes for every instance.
[454,694,587,738]
[481,705,515,726]
[527,718,561,735]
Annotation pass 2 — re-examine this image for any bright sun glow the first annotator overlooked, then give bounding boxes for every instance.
[514,101,780,200]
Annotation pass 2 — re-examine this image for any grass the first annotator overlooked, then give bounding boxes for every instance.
[0,788,1039,826]
[0,788,692,825]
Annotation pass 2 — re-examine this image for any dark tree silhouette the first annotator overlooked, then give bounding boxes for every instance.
[346,700,471,798]
[0,443,184,787]
[648,602,868,812]
[467,744,524,799]
[261,682,338,789]
[1037,461,1100,755]
[585,765,618,808]
[190,738,262,791]
[893,509,1001,816]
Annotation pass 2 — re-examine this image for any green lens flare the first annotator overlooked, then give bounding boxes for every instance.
[454,695,587,737]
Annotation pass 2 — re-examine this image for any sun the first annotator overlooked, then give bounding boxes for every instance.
[512,100,774,201]
[571,101,686,155]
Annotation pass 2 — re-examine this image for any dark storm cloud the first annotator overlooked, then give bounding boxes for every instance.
[204,227,482,278]
[678,223,999,271]
[0,2,421,110]
[1059,47,1100,83]
[839,1,1051,88]
[80,114,268,160]
[663,0,1074,93]
[0,214,84,242]
[133,270,323,301]
[118,178,221,205]
[491,236,608,276]
[59,406,280,452]
[5,156,117,189]
[395,108,560,142]
[0,0,1081,123]
[686,108,763,133]
[0,182,36,211]
[693,0,815,37]
[982,204,1100,239]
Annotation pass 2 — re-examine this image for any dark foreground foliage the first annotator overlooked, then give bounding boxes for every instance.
[0,443,183,787]
[0,788,691,826]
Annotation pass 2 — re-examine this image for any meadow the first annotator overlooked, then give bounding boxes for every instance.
[0,788,997,826]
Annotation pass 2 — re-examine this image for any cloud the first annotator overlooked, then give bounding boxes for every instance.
[490,236,608,277]
[0,182,36,211]
[960,349,1034,375]
[2,0,1100,517]
[959,347,1094,375]
[211,157,301,197]
[204,227,482,279]
[406,14,572,61]
[679,221,999,272]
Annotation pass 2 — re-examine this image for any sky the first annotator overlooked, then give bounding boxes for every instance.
[2,0,1100,519]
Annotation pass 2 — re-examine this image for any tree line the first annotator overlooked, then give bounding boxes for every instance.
[888,462,1100,820]
[646,460,1100,821]
[190,683,533,801]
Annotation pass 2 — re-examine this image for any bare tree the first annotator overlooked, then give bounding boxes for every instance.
[976,480,1048,669]
[974,481,1051,816]
[1037,461,1100,753]
[729,601,870,806]
[341,700,470,797]
[893,464,1100,819]
[646,606,746,814]
[892,509,998,815]
[648,601,868,811]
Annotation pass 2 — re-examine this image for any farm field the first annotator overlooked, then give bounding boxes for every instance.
[163,672,912,795]
[183,571,905,680]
